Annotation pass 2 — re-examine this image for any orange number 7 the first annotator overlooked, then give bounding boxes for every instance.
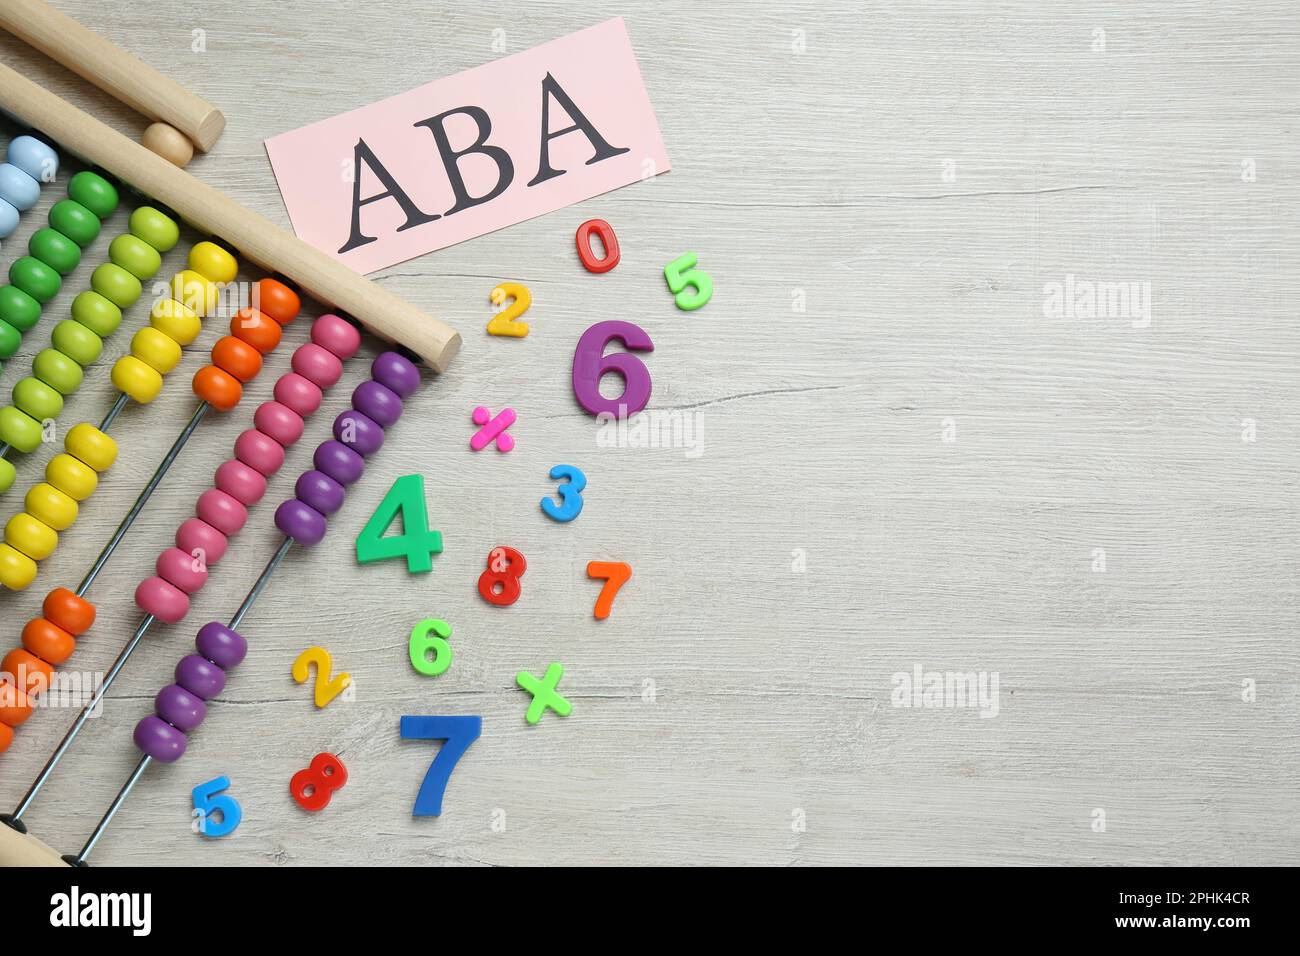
[586,561,632,620]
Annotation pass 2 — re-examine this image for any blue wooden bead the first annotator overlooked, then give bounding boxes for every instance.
[7,136,58,184]
[0,199,18,238]
[0,163,40,211]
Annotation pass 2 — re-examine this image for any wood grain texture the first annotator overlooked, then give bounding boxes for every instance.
[0,0,1296,866]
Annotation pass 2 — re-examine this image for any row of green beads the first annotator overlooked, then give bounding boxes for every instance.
[0,206,178,460]
[0,171,119,370]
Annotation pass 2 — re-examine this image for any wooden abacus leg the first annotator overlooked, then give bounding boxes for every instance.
[0,815,68,866]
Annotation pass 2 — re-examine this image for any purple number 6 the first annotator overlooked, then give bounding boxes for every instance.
[571,320,654,417]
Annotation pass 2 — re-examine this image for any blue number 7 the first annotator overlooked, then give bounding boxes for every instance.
[399,715,482,816]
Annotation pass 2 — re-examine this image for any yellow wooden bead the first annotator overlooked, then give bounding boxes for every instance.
[150,297,202,346]
[131,325,182,374]
[64,423,118,472]
[46,453,98,500]
[0,543,37,590]
[171,269,219,317]
[6,512,57,561]
[25,482,78,531]
[188,241,238,284]
[111,354,163,404]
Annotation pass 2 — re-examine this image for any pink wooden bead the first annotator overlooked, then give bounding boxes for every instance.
[136,575,190,623]
[214,458,267,505]
[156,546,208,594]
[274,372,322,416]
[196,488,248,536]
[311,313,362,359]
[254,400,303,446]
[291,343,343,389]
[234,429,286,476]
[175,518,228,567]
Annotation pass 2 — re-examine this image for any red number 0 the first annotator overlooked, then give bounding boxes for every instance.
[575,219,620,273]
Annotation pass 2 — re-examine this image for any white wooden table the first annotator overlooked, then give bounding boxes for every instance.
[0,0,1296,866]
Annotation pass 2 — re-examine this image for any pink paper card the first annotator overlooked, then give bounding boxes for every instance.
[264,17,670,274]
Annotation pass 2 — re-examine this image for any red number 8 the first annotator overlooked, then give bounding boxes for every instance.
[290,752,348,812]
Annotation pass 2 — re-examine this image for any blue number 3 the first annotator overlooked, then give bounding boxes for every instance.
[400,716,482,816]
[540,464,586,522]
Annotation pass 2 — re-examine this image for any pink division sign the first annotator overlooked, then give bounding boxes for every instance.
[264,18,671,274]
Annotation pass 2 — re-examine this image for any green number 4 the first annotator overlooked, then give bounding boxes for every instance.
[356,474,444,573]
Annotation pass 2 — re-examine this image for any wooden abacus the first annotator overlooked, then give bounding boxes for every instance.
[0,6,461,865]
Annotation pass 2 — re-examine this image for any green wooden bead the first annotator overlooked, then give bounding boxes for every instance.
[28,227,82,276]
[0,286,41,332]
[0,405,44,453]
[32,347,83,395]
[10,256,61,304]
[129,206,180,252]
[90,262,141,309]
[0,319,20,360]
[12,375,64,422]
[51,318,103,366]
[67,171,119,219]
[49,199,101,247]
[109,233,162,280]
[70,291,122,337]
[0,456,13,495]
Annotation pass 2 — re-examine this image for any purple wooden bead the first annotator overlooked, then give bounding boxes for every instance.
[275,499,328,547]
[134,714,188,762]
[372,351,420,398]
[352,380,402,428]
[195,621,247,670]
[155,683,206,732]
[333,409,384,456]
[314,440,365,486]
[176,653,226,700]
[296,470,345,515]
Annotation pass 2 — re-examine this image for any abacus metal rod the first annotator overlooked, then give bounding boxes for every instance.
[77,401,209,595]
[9,614,156,822]
[97,391,130,431]
[71,537,293,864]
[73,753,150,865]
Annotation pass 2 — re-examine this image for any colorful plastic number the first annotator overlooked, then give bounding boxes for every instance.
[399,715,482,816]
[409,618,453,677]
[587,561,632,620]
[292,646,351,708]
[192,775,242,838]
[477,547,526,606]
[487,282,531,337]
[664,252,712,310]
[575,219,620,273]
[540,464,586,522]
[355,474,444,572]
[516,663,572,725]
[290,753,348,812]
[571,320,654,417]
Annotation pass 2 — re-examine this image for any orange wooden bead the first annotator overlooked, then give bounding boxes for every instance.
[0,721,12,753]
[210,335,262,383]
[0,679,34,726]
[231,308,282,355]
[43,587,95,636]
[3,648,52,697]
[193,364,243,411]
[254,278,300,326]
[22,617,75,666]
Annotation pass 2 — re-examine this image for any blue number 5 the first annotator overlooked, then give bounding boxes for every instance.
[540,464,586,522]
[192,775,242,838]
[400,716,482,816]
